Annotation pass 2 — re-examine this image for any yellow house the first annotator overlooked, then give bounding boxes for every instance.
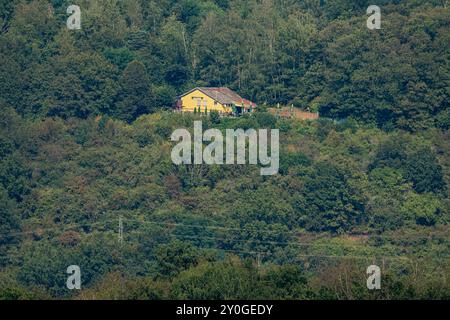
[176,87,257,115]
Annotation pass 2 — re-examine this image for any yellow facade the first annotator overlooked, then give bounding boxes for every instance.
[179,89,232,114]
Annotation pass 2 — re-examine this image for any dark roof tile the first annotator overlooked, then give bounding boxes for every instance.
[181,87,256,108]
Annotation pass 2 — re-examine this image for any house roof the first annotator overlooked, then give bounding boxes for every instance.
[180,87,257,108]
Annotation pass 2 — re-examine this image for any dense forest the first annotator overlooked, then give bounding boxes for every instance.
[1,0,449,129]
[0,0,449,299]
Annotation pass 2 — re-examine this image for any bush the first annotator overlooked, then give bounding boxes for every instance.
[209,110,220,124]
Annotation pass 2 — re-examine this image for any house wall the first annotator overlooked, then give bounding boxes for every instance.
[180,89,232,114]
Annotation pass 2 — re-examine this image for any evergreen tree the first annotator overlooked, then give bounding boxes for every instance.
[114,60,153,122]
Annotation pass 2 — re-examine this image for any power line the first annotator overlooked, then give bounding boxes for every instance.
[122,217,418,251]
[1,216,443,254]
[0,220,110,238]
[143,232,417,262]
[2,217,369,251]
[1,217,448,262]
[123,218,358,243]
[2,233,445,266]
[122,217,292,234]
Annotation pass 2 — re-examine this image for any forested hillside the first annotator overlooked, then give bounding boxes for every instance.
[1,0,449,129]
[0,0,449,300]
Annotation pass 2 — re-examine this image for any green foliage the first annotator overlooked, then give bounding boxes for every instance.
[371,137,445,194]
[0,187,20,252]
[254,112,277,128]
[114,60,153,122]
[295,162,366,234]
[103,47,136,70]
[0,0,447,128]
[0,0,448,300]
[404,148,445,194]
[401,193,443,226]
[18,236,119,297]
[0,136,14,160]
[152,85,178,109]
[0,153,31,202]
[209,110,220,124]
[0,109,447,299]
[171,259,258,299]
[279,152,311,175]
[154,240,201,278]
